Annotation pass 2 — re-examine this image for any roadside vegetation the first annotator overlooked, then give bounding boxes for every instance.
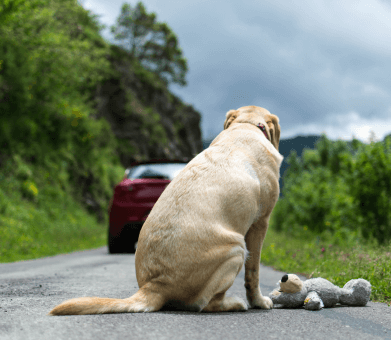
[0,0,125,263]
[0,155,118,263]
[263,134,391,304]
[0,1,189,263]
[1,0,389,307]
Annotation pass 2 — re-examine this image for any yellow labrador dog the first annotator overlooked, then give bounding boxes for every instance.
[49,105,283,315]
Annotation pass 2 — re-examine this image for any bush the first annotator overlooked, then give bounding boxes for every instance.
[273,134,391,245]
[349,137,391,243]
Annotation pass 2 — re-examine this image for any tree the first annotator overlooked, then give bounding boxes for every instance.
[0,0,28,24]
[0,0,123,216]
[111,2,188,86]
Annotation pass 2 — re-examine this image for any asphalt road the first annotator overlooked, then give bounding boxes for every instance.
[1,247,390,340]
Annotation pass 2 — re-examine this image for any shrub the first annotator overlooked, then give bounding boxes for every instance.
[273,134,391,245]
[349,137,391,244]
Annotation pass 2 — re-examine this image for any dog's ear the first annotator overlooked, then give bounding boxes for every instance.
[224,110,239,130]
[267,114,281,151]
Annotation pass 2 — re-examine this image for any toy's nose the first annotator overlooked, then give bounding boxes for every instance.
[281,274,288,282]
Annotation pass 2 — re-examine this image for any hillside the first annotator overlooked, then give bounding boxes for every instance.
[0,0,202,262]
[0,0,203,213]
[96,46,202,165]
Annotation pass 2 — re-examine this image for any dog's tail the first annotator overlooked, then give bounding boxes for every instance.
[48,285,166,315]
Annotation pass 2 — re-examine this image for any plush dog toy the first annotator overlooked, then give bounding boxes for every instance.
[269,274,371,310]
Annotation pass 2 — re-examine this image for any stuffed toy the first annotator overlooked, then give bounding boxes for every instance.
[269,274,371,310]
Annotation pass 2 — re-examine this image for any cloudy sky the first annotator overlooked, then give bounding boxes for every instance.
[81,0,391,142]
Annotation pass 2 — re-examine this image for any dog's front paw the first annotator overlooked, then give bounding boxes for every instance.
[249,296,273,310]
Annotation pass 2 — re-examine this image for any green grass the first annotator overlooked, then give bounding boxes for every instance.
[262,226,391,305]
[0,157,118,263]
[0,199,107,263]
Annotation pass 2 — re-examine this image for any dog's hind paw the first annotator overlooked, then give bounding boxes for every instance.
[203,296,248,312]
[249,296,273,310]
[227,296,248,312]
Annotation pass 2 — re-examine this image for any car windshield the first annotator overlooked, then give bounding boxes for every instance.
[126,163,187,181]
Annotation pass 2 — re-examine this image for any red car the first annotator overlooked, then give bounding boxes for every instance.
[108,160,188,253]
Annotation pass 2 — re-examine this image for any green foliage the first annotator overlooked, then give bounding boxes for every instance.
[111,1,188,86]
[0,156,113,263]
[274,168,358,246]
[274,134,391,245]
[0,0,31,24]
[0,0,127,263]
[349,137,391,243]
[0,0,109,113]
[21,180,39,200]
[0,0,124,213]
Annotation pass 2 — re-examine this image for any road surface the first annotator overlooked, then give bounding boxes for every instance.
[1,247,390,340]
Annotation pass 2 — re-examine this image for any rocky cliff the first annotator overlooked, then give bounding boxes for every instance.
[95,46,203,167]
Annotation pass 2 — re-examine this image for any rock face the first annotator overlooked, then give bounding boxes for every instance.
[95,46,203,167]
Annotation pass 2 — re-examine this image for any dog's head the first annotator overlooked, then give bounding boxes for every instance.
[223,106,281,150]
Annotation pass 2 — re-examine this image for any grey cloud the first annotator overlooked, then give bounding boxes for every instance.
[82,0,391,141]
